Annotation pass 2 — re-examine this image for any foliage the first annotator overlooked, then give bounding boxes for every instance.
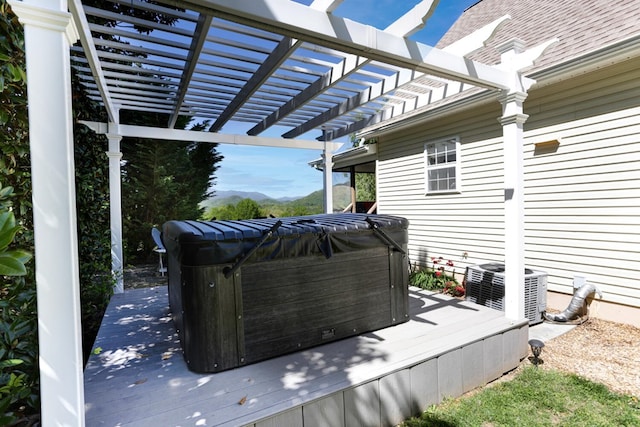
[0,2,39,423]
[204,198,264,220]
[234,199,263,220]
[349,133,377,202]
[402,366,640,427]
[204,191,325,220]
[355,173,376,201]
[120,114,223,263]
[410,256,464,297]
[0,197,31,276]
[72,74,114,362]
[0,185,37,426]
[0,0,31,233]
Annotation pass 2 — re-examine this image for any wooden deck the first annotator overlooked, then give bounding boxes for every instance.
[84,286,529,426]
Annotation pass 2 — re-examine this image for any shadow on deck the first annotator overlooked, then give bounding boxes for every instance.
[84,286,528,426]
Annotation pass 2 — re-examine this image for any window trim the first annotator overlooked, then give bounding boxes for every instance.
[424,136,461,195]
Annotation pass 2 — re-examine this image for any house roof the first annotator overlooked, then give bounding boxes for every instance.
[437,0,640,74]
[357,0,640,137]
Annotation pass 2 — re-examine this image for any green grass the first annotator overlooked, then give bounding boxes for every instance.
[402,367,640,427]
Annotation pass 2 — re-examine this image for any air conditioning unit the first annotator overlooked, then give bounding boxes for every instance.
[465,263,547,325]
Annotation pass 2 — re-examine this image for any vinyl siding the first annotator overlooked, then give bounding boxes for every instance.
[377,104,506,276]
[376,62,640,308]
[522,62,640,308]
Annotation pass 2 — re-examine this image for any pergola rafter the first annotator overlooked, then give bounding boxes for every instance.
[68,0,515,141]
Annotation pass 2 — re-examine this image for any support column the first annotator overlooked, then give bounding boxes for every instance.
[500,91,528,321]
[9,0,85,425]
[350,165,357,213]
[322,136,334,214]
[106,128,124,293]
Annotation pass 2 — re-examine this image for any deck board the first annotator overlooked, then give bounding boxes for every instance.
[84,286,528,426]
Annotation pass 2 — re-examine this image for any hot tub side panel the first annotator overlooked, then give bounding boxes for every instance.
[239,246,407,365]
[178,265,244,372]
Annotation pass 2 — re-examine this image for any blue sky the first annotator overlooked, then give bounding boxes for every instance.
[213,0,479,199]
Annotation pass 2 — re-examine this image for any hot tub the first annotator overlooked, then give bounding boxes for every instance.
[162,213,409,373]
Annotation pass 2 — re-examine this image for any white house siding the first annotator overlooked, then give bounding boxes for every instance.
[523,61,640,309]
[376,60,640,311]
[377,102,507,277]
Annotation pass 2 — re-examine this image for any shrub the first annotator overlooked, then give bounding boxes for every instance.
[0,184,37,425]
[410,256,464,297]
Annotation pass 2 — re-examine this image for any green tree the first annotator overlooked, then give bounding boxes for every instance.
[356,173,376,201]
[349,135,377,203]
[280,203,311,217]
[120,113,223,263]
[235,198,263,220]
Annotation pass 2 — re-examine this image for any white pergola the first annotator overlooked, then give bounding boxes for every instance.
[8,0,555,424]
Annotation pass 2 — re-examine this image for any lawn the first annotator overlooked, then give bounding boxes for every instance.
[401,366,640,427]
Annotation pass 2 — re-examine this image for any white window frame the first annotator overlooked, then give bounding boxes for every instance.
[424,136,461,194]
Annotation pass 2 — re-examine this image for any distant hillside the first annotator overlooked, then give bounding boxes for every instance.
[200,186,352,218]
[201,191,276,209]
[214,190,275,202]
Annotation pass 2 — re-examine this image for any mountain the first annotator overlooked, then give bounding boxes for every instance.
[200,186,351,213]
[213,190,276,201]
[201,190,308,209]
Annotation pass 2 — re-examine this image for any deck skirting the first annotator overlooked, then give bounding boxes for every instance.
[84,286,528,426]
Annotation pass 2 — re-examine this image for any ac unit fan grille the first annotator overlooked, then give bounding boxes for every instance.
[465,263,547,325]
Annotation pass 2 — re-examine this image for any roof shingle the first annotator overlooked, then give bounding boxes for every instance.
[436,0,640,73]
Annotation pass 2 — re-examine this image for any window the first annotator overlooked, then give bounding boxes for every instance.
[424,137,460,194]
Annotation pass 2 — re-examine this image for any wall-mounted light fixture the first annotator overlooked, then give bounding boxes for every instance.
[533,138,560,155]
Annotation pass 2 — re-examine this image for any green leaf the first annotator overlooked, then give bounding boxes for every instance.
[0,185,13,198]
[6,249,31,264]
[0,211,19,251]
[0,359,24,369]
[0,253,27,276]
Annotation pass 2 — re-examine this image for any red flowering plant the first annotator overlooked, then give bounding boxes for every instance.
[409,256,465,297]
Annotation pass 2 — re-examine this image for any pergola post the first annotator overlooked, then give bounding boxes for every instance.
[500,90,528,321]
[9,0,85,425]
[323,136,334,214]
[106,126,124,293]
[349,165,357,213]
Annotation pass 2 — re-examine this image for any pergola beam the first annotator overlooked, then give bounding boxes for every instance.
[310,0,343,13]
[69,0,119,123]
[183,0,511,90]
[81,121,343,151]
[249,1,440,137]
[384,0,438,38]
